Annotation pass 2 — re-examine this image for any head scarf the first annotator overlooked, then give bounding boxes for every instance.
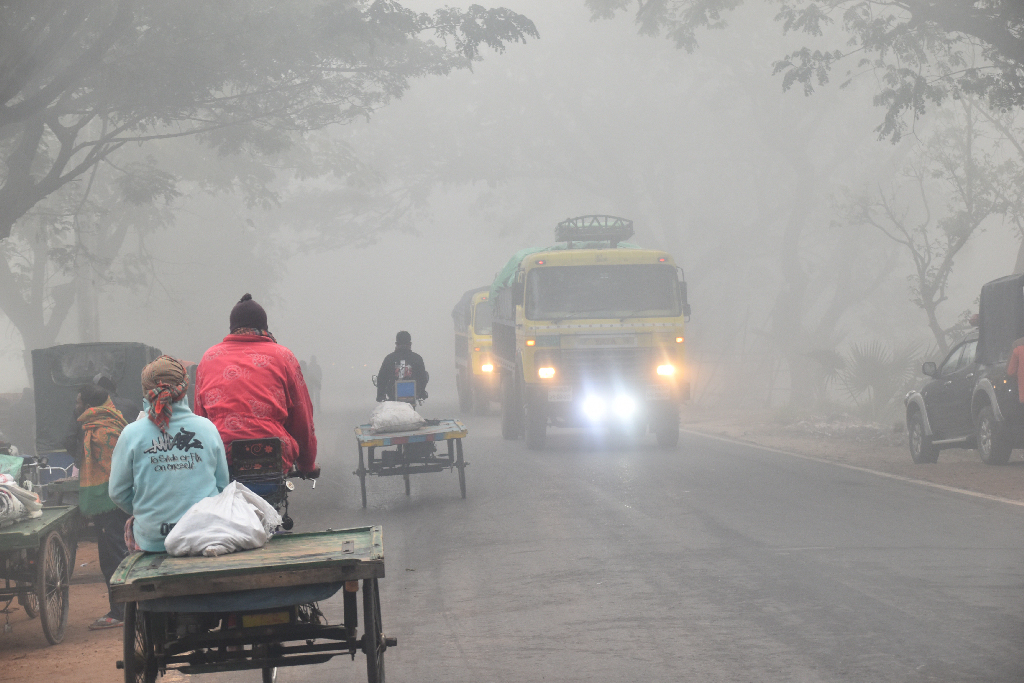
[141,356,188,433]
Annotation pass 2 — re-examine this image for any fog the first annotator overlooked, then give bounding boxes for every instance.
[2,0,1021,420]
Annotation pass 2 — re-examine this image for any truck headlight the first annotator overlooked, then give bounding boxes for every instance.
[582,395,606,420]
[481,363,494,373]
[656,364,676,376]
[538,367,555,379]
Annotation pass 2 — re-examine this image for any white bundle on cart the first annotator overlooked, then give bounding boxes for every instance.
[0,473,42,525]
[370,401,426,434]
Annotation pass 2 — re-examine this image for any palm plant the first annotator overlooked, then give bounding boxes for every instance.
[838,341,922,421]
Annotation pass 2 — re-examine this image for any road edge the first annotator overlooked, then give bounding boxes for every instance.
[682,428,1024,509]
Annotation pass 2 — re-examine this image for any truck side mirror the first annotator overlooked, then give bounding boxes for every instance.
[921,361,937,378]
[683,303,692,320]
[513,279,524,303]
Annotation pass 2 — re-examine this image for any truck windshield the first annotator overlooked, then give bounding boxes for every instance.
[474,302,492,334]
[525,264,680,320]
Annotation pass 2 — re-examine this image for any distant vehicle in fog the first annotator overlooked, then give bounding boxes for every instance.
[452,286,497,415]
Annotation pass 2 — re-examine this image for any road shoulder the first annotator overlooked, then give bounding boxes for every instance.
[681,408,1024,504]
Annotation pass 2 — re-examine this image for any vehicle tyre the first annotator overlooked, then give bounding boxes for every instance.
[907,410,939,464]
[123,602,157,683]
[500,370,522,440]
[977,405,1012,465]
[457,371,471,413]
[18,583,38,618]
[262,667,278,683]
[471,379,489,416]
[363,578,386,683]
[655,408,680,449]
[37,530,69,645]
[524,391,547,450]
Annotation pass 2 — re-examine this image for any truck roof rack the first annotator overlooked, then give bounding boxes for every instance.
[555,215,634,248]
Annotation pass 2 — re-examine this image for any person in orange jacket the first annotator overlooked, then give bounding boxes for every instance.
[1006,337,1024,403]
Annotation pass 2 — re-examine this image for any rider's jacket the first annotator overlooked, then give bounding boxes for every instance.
[376,346,429,401]
[194,334,317,473]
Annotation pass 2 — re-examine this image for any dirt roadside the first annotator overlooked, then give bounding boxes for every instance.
[0,540,138,683]
[681,407,1024,503]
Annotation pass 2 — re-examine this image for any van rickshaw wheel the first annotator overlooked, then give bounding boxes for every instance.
[262,667,278,683]
[123,602,157,683]
[363,578,386,683]
[18,583,38,618]
[37,529,69,644]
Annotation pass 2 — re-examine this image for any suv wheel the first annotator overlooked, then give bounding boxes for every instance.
[977,405,1012,465]
[907,411,939,464]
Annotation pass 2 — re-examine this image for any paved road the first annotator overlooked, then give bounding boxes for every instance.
[211,403,1024,682]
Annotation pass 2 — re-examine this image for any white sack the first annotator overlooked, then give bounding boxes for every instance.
[370,401,426,434]
[164,481,283,557]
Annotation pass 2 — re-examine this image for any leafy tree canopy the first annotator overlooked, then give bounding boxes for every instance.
[0,0,538,241]
[587,0,1024,141]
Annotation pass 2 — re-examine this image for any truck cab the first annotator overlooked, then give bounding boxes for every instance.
[452,287,499,414]
[491,216,691,449]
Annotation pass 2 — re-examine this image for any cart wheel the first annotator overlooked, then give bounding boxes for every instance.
[262,667,278,683]
[404,473,410,496]
[360,474,368,508]
[123,602,157,683]
[363,578,386,683]
[456,440,466,500]
[18,582,38,618]
[37,530,69,645]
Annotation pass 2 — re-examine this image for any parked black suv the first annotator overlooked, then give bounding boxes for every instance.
[905,273,1024,465]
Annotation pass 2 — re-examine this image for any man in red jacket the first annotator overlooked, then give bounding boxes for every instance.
[194,294,318,474]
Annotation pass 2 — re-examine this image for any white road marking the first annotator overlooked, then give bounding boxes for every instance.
[683,429,1024,509]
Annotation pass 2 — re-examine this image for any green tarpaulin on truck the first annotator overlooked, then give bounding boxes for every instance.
[488,242,641,303]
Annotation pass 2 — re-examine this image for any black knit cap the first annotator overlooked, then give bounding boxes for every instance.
[395,330,411,345]
[230,293,268,332]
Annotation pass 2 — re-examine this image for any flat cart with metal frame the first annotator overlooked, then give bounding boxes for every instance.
[0,505,79,644]
[354,419,468,508]
[111,525,393,683]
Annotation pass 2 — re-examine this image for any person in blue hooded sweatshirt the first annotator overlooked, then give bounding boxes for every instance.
[109,355,229,553]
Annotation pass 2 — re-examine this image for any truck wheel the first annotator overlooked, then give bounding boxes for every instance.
[500,371,522,440]
[907,411,939,463]
[977,405,1012,465]
[471,379,488,416]
[655,408,679,448]
[524,392,547,450]
[457,372,472,412]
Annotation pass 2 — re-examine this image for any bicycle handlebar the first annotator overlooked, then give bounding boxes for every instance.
[287,467,320,480]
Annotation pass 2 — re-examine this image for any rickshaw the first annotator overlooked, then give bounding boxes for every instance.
[111,526,392,683]
[0,504,80,644]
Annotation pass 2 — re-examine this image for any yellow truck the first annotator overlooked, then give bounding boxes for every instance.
[490,216,691,449]
[452,286,499,414]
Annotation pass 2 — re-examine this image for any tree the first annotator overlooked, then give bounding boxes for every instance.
[586,0,1024,141]
[0,0,538,242]
[0,0,536,371]
[846,100,1008,353]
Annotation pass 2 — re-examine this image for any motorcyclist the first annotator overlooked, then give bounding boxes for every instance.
[194,294,318,476]
[376,331,429,402]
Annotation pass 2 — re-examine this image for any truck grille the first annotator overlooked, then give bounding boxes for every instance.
[557,348,652,382]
